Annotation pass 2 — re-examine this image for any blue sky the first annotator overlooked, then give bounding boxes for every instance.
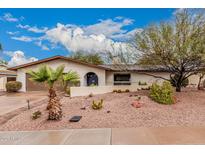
[0,8,176,66]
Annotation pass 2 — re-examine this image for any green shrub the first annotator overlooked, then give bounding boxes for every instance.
[88,93,93,97]
[117,89,122,93]
[125,89,130,92]
[6,81,22,92]
[170,74,189,87]
[92,99,103,110]
[150,81,174,105]
[32,111,42,120]
[113,89,118,93]
[138,81,147,86]
[89,83,97,87]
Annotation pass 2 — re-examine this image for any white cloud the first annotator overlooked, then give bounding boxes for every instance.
[44,23,133,54]
[17,24,48,33]
[6,31,19,35]
[35,41,50,51]
[111,28,143,40]
[0,13,21,22]
[9,17,139,60]
[11,36,34,42]
[4,50,38,66]
[83,18,134,39]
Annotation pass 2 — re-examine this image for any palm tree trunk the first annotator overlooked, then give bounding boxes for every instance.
[47,87,62,120]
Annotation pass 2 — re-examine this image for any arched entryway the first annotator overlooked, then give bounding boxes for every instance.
[84,72,98,86]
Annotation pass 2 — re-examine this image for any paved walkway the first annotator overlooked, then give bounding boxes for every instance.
[1,127,205,144]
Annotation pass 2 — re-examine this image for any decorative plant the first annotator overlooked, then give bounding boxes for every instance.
[88,93,93,97]
[113,89,118,93]
[28,65,64,120]
[150,81,174,105]
[6,81,22,92]
[92,99,103,110]
[125,89,130,92]
[138,81,147,86]
[117,89,122,93]
[89,83,97,87]
[32,111,42,120]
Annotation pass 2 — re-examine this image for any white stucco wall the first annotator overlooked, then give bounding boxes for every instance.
[16,59,106,92]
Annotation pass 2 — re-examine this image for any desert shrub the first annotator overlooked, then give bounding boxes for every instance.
[32,111,42,120]
[88,93,93,97]
[113,89,118,93]
[6,81,22,92]
[89,83,97,87]
[92,99,103,110]
[138,81,147,86]
[170,74,189,87]
[125,89,130,92]
[150,81,174,105]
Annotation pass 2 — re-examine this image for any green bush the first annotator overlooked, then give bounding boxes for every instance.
[150,81,174,105]
[92,99,103,110]
[32,111,42,120]
[125,89,130,92]
[138,81,147,86]
[6,81,22,92]
[170,74,189,87]
[113,89,118,93]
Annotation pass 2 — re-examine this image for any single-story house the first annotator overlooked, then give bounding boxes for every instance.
[8,55,201,97]
[0,64,17,91]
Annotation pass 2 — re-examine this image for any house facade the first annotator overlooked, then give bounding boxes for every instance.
[8,55,201,96]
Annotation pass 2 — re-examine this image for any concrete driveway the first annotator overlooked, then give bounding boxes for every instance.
[0,91,47,116]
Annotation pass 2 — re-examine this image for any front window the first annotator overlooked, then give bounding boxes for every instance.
[114,74,131,85]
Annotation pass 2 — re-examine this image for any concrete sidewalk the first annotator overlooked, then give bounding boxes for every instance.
[1,127,205,144]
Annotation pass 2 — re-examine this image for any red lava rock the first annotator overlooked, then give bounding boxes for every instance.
[132,101,143,108]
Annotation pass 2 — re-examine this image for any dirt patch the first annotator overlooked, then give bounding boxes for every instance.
[1,89,205,131]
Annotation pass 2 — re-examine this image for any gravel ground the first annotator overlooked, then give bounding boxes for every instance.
[1,88,205,131]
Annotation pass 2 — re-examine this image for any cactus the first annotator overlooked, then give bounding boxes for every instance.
[92,99,103,110]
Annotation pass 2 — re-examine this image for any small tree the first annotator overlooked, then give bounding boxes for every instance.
[62,70,80,91]
[28,65,64,120]
[135,9,205,92]
[70,51,104,65]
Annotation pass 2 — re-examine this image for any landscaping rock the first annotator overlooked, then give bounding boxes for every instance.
[69,116,82,122]
[132,101,143,108]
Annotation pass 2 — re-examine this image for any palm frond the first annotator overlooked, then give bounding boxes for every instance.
[27,65,48,82]
[63,70,80,84]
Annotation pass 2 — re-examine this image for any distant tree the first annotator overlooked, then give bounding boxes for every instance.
[70,51,104,65]
[135,9,205,92]
[0,43,2,51]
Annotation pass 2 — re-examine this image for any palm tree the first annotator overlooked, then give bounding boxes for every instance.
[63,70,80,91]
[28,65,65,120]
